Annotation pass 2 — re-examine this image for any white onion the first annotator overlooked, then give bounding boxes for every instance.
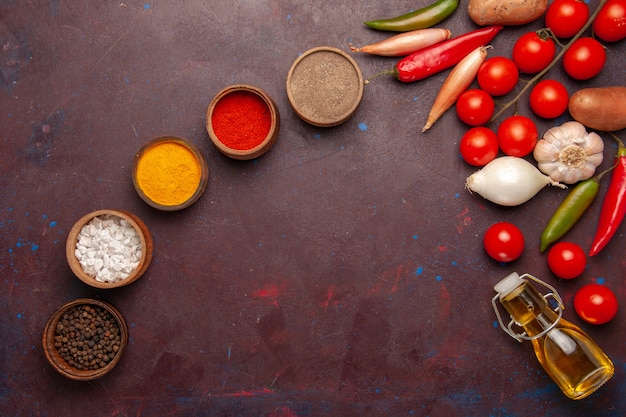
[465,156,566,206]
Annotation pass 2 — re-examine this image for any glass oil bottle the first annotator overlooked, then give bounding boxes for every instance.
[492,272,614,400]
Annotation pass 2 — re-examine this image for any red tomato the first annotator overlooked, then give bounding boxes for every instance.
[456,89,495,126]
[574,284,618,325]
[545,0,590,38]
[483,222,525,263]
[477,57,519,96]
[459,127,499,166]
[497,115,538,157]
[547,242,587,279]
[512,31,556,74]
[563,37,606,80]
[593,0,626,42]
[529,80,569,119]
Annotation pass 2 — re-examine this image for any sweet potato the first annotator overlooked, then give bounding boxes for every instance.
[568,87,626,132]
[468,0,548,26]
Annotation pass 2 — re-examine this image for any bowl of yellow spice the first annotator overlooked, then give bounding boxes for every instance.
[132,136,209,211]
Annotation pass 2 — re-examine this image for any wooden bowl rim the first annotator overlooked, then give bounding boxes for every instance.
[286,46,364,127]
[132,135,209,210]
[206,84,280,160]
[42,298,129,380]
[66,209,153,289]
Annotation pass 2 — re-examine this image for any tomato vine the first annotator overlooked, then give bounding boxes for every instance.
[489,0,609,123]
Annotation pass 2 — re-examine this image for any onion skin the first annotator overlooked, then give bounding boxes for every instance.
[350,28,451,57]
[422,45,489,132]
[466,156,566,206]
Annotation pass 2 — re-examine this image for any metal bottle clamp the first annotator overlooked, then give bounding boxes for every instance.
[492,273,565,343]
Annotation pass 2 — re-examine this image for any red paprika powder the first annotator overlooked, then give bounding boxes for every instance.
[211,91,271,150]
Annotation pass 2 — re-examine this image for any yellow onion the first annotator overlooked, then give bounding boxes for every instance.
[349,28,451,57]
[533,121,604,184]
[422,45,490,132]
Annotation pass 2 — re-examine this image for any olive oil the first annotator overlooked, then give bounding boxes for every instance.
[492,272,614,400]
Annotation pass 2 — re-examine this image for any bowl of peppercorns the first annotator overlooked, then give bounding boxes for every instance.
[66,209,153,289]
[42,298,128,380]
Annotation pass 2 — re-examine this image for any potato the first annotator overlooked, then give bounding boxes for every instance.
[468,0,548,26]
[569,87,626,132]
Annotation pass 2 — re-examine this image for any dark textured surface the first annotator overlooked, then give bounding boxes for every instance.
[1,1,624,416]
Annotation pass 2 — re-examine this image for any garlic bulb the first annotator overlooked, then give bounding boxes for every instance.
[533,121,604,184]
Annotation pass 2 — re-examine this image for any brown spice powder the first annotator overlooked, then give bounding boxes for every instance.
[288,50,362,124]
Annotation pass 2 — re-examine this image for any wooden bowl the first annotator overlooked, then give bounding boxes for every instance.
[132,136,209,211]
[42,298,129,380]
[286,46,364,127]
[66,209,153,289]
[206,84,280,160]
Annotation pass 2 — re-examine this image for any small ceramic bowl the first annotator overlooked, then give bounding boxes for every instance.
[42,298,129,380]
[66,209,153,289]
[286,46,364,127]
[133,136,209,211]
[206,84,280,160]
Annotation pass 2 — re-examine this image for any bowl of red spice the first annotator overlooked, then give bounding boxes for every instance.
[133,136,210,210]
[206,84,280,160]
[66,209,153,289]
[42,298,129,380]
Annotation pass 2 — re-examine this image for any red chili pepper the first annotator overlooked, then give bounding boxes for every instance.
[589,135,626,256]
[365,25,503,83]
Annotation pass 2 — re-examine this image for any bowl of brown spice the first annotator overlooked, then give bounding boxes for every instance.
[286,46,364,127]
[66,209,153,289]
[42,298,128,380]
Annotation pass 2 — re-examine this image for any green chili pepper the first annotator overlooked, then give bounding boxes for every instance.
[364,0,459,32]
[540,166,615,252]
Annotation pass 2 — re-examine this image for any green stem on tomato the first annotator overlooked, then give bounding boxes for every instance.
[544,28,567,48]
[489,0,609,124]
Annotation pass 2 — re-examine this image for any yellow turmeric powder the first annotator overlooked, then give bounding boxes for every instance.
[135,141,202,206]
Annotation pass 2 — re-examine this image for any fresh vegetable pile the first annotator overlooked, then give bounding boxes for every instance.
[355,0,625,324]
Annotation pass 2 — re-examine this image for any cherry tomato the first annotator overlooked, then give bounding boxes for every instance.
[529,80,569,119]
[547,242,587,279]
[477,57,519,96]
[459,127,499,166]
[593,0,626,42]
[545,0,590,38]
[512,31,556,74]
[456,89,495,126]
[483,222,525,263]
[497,115,538,157]
[563,37,606,80]
[574,284,618,325]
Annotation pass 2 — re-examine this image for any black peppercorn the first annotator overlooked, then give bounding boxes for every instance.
[54,304,122,371]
